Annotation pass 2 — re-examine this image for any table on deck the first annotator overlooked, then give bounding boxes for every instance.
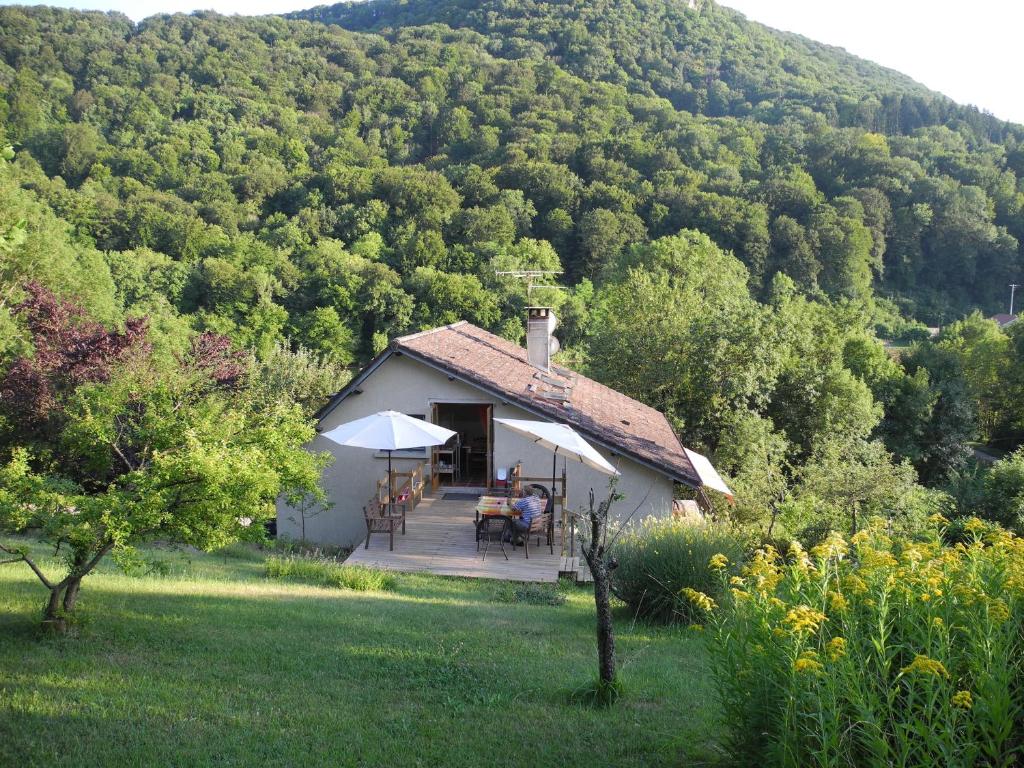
[475,495,519,522]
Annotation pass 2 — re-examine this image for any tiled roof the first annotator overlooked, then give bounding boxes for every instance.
[392,322,701,487]
[991,314,1019,327]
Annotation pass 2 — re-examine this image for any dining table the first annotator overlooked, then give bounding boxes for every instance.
[474,494,519,523]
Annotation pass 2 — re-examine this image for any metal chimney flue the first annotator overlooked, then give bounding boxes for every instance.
[526,307,559,371]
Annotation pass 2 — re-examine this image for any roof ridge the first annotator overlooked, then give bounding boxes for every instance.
[393,321,468,345]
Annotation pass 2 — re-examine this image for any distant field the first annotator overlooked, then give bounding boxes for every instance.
[0,541,722,767]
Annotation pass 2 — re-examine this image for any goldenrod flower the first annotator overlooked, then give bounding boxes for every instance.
[729,575,745,586]
[964,517,986,534]
[826,637,846,661]
[794,652,824,675]
[928,512,949,526]
[951,690,973,709]
[688,623,704,632]
[783,605,827,635]
[811,532,849,560]
[709,553,729,570]
[829,592,849,612]
[681,587,717,613]
[901,654,949,679]
[988,598,1010,623]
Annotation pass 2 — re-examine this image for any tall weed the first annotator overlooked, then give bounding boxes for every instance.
[710,517,1023,767]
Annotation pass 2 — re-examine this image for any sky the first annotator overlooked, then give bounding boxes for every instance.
[721,0,1024,125]
[5,0,1023,125]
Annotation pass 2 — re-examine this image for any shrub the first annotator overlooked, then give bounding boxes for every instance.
[612,518,747,624]
[265,555,396,592]
[711,517,1024,767]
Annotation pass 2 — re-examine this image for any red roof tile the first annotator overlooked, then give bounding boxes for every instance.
[392,322,700,486]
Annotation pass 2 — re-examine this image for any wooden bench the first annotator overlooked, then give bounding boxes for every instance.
[363,500,405,551]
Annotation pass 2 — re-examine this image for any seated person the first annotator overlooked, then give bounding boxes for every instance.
[508,487,545,544]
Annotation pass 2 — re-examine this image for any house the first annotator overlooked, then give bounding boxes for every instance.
[278,308,731,548]
[990,313,1019,329]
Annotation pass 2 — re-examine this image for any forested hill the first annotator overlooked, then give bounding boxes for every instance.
[294,0,976,134]
[290,0,1024,320]
[0,0,1022,343]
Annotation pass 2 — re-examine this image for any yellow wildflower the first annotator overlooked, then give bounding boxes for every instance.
[709,553,729,570]
[928,512,949,526]
[932,616,944,627]
[901,654,949,679]
[788,541,812,572]
[964,517,986,534]
[729,576,745,586]
[680,587,717,613]
[988,598,1011,624]
[920,593,931,602]
[851,529,870,546]
[688,623,704,632]
[829,592,849,612]
[811,532,849,560]
[826,637,847,661]
[951,690,973,709]
[843,575,869,595]
[794,652,824,675]
[783,605,827,635]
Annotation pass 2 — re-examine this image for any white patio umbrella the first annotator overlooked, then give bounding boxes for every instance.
[320,410,457,493]
[494,418,619,500]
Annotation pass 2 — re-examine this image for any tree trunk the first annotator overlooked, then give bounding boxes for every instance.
[591,560,616,685]
[63,577,82,613]
[42,585,68,634]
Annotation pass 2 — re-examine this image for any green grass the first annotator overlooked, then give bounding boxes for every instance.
[0,538,724,767]
[265,554,397,591]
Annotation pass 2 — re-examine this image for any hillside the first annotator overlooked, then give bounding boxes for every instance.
[0,1,1019,337]
[295,0,948,127]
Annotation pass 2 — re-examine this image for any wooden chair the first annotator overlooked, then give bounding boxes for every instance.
[517,485,554,558]
[363,501,405,551]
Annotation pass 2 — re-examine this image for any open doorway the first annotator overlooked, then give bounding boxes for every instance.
[431,403,492,487]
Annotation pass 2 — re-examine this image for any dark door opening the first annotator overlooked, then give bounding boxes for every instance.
[431,403,492,488]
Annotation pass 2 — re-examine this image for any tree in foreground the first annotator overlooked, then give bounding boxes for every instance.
[573,487,623,705]
[0,284,327,631]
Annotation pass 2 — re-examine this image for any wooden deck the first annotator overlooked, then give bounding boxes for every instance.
[344,494,577,582]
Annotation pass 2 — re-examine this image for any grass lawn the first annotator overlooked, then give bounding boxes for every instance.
[0,540,724,767]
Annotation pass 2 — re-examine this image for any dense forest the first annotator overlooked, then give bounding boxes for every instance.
[2,0,1024,538]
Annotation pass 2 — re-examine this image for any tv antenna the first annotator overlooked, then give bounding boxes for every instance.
[494,269,564,295]
[1011,283,1020,316]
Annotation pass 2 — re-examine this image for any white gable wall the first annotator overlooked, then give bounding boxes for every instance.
[277,353,675,547]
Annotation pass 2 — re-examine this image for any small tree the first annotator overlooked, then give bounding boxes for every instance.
[573,487,625,704]
[285,492,332,542]
[0,285,327,631]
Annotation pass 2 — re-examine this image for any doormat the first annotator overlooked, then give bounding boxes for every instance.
[443,492,483,501]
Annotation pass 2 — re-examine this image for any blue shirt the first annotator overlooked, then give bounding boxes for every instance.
[512,495,543,526]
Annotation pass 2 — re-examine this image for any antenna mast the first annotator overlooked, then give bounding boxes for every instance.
[494,270,564,295]
[1011,283,1020,316]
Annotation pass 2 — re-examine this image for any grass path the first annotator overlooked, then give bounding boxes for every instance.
[0,542,723,767]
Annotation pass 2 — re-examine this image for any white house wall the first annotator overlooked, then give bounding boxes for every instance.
[277,353,675,547]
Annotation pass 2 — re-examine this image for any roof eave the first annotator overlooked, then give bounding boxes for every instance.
[314,347,394,423]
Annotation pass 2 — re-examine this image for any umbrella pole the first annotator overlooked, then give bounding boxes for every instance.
[388,450,393,503]
[552,450,558,554]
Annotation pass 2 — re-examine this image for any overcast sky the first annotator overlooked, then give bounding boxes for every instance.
[6,0,1022,125]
